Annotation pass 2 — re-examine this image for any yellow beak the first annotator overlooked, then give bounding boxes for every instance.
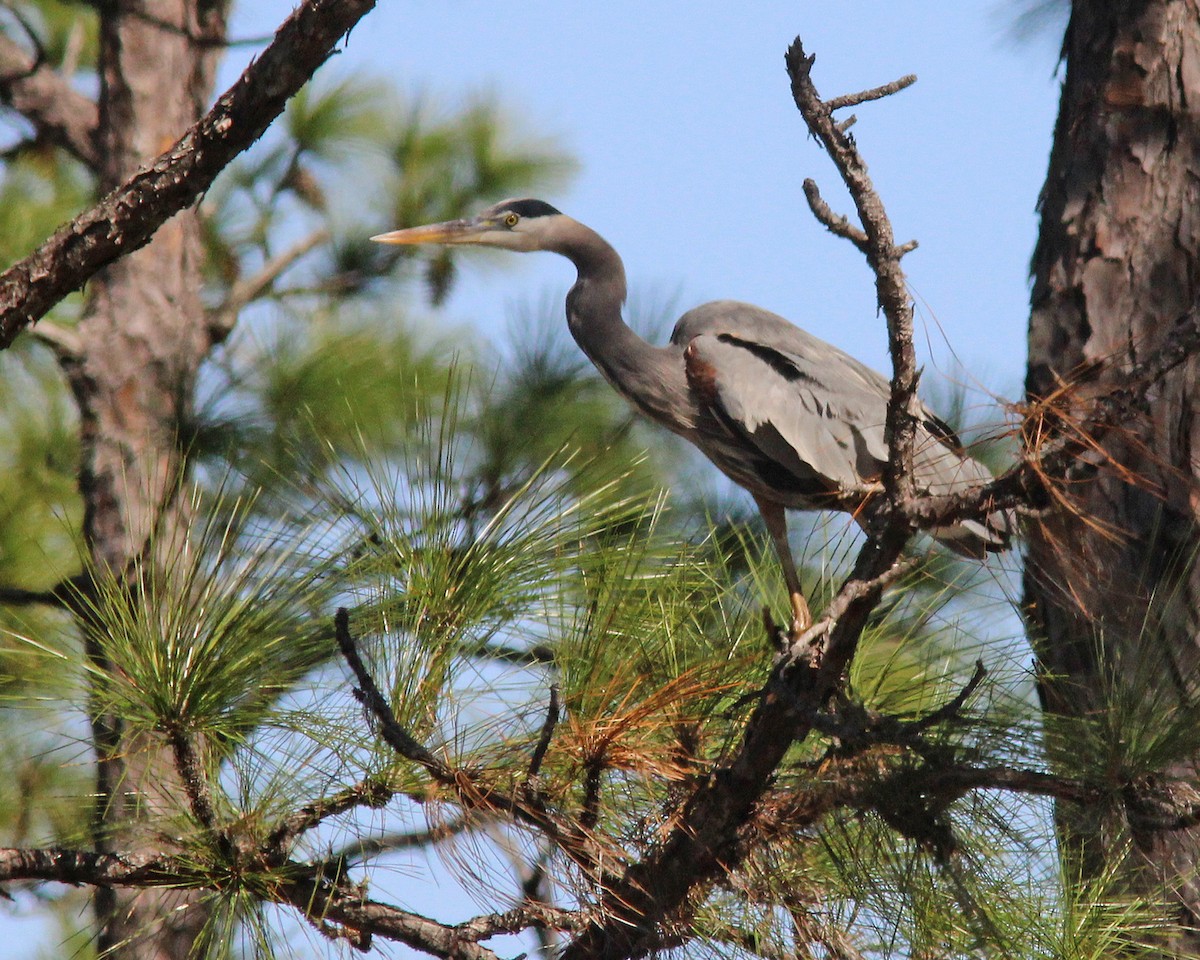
[370,219,482,246]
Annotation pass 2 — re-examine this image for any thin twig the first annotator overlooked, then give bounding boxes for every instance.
[527,685,560,779]
[334,608,447,773]
[207,227,330,343]
[825,74,917,112]
[802,179,869,253]
[336,815,490,865]
[910,659,986,733]
[266,776,396,856]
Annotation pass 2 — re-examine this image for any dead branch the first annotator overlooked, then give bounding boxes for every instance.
[0,0,377,350]
[557,41,926,960]
[825,74,917,112]
[801,179,869,253]
[785,38,921,511]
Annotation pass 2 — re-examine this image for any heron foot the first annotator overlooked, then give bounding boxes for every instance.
[790,591,812,636]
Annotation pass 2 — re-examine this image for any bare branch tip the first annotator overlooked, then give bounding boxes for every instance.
[801,178,869,251]
[527,684,560,779]
[784,37,815,76]
[825,73,919,113]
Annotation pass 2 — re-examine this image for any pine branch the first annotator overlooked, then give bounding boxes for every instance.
[0,847,204,887]
[452,896,581,942]
[334,610,611,878]
[0,0,378,350]
[0,846,544,959]
[277,871,505,960]
[334,814,493,864]
[0,29,98,167]
[266,776,398,855]
[164,725,237,864]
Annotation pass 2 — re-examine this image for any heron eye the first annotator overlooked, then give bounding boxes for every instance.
[504,213,519,228]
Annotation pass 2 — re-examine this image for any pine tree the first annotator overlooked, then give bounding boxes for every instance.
[1026,0,1200,953]
[2,3,1198,959]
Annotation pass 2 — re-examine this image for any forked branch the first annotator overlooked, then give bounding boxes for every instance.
[785,37,921,509]
[556,39,928,960]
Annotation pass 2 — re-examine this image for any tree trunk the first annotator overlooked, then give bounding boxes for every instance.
[61,1,227,955]
[1026,0,1200,950]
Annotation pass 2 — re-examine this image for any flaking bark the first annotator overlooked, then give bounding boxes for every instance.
[71,6,228,955]
[1025,0,1200,949]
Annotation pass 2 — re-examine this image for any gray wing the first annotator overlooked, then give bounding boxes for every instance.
[676,300,1012,553]
[682,329,888,495]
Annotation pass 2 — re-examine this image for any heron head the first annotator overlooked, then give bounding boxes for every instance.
[371,198,563,253]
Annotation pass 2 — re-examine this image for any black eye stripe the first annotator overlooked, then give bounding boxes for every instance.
[499,198,561,219]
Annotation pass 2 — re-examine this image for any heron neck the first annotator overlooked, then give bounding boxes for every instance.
[556,225,689,433]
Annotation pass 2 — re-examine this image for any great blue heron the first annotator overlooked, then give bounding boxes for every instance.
[373,198,1012,632]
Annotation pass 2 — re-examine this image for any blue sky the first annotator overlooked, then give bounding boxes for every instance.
[4,3,1066,955]
[231,1,1064,404]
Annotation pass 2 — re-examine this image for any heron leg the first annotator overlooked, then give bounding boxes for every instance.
[754,496,812,635]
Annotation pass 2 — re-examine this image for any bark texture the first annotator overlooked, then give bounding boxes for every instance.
[63,1,228,955]
[1026,0,1200,949]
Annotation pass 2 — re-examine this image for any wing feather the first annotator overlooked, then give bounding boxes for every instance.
[676,300,1013,555]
